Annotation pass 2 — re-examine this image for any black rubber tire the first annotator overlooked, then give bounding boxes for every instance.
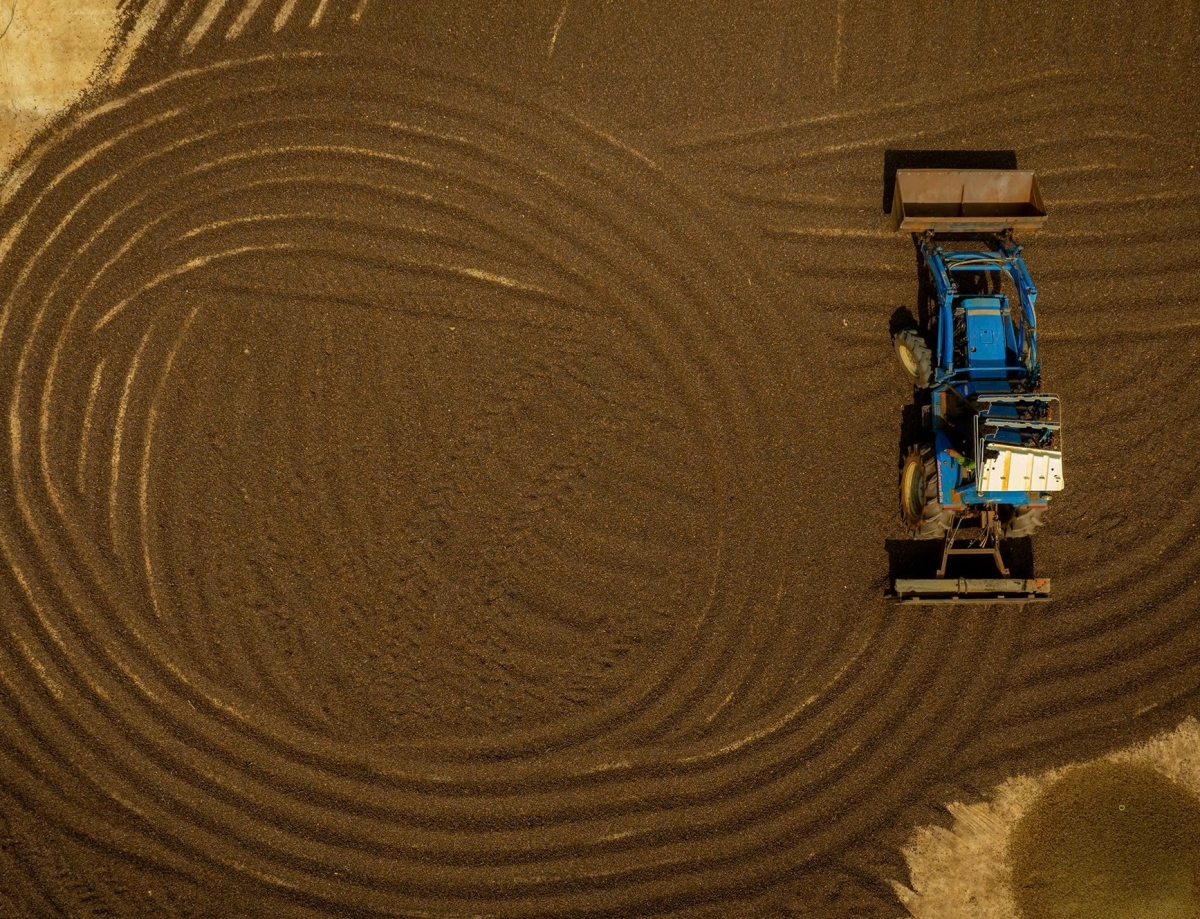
[900,444,953,539]
[1003,504,1047,539]
[893,329,933,388]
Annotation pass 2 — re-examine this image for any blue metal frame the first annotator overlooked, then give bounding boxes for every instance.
[920,236,1040,387]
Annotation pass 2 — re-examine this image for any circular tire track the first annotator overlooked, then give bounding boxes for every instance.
[0,53,1019,915]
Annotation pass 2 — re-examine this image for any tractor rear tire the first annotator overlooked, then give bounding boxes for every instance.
[1003,505,1047,539]
[901,444,953,539]
[893,329,933,388]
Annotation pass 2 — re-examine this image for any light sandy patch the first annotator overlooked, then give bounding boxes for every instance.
[0,0,124,171]
[895,717,1200,918]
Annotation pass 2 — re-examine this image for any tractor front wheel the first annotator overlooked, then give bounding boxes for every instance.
[893,329,933,388]
[901,444,953,538]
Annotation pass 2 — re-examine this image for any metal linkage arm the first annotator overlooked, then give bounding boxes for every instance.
[998,238,1040,371]
[919,237,957,376]
[919,237,956,303]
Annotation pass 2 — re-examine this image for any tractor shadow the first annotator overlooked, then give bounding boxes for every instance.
[888,304,918,338]
[895,400,925,470]
[885,536,1037,583]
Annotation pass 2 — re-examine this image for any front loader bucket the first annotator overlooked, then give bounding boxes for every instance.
[891,169,1047,233]
[891,577,1051,605]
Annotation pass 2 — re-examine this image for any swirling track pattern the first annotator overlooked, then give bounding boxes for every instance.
[4,1,1200,915]
[0,52,1030,916]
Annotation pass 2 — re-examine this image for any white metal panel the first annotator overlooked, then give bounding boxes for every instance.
[980,447,1064,493]
[1009,452,1031,488]
[1046,454,1065,491]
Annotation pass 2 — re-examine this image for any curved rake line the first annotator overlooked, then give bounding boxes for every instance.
[1051,190,1200,207]
[273,0,298,32]
[140,302,204,621]
[309,0,332,28]
[109,324,155,561]
[736,127,932,177]
[557,113,658,172]
[1037,162,1121,177]
[548,0,569,58]
[226,0,269,39]
[676,631,875,767]
[182,0,234,53]
[666,67,1080,153]
[76,358,106,497]
[174,207,560,283]
[16,144,189,549]
[90,238,565,335]
[1042,318,1200,340]
[93,242,293,332]
[106,0,174,83]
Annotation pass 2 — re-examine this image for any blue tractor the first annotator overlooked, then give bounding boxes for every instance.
[888,170,1062,603]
